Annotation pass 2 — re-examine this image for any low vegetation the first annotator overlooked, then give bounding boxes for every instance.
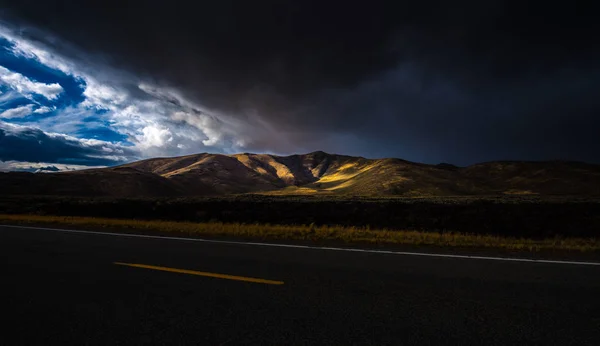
[1,213,599,253]
[1,195,600,238]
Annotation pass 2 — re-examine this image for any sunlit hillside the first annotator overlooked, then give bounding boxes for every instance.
[119,151,600,196]
[2,151,600,197]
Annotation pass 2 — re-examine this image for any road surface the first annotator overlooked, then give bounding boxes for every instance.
[1,224,600,345]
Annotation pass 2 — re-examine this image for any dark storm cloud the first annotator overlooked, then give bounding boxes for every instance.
[0,122,136,166]
[2,0,600,164]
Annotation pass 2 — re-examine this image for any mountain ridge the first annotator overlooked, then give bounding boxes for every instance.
[2,151,600,197]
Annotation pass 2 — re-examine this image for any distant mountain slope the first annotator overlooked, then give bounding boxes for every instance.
[462,161,600,195]
[2,151,600,197]
[0,167,183,197]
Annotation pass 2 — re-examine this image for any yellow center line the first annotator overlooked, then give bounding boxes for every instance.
[113,262,284,285]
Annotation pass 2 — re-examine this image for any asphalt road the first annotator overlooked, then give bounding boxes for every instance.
[1,225,600,345]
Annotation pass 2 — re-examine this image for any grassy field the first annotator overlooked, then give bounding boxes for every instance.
[1,195,600,238]
[1,213,599,253]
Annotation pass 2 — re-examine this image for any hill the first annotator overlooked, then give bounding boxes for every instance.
[0,167,183,197]
[2,151,600,197]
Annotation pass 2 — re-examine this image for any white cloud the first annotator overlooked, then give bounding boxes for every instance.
[0,89,20,106]
[135,124,173,149]
[171,111,224,146]
[33,106,55,114]
[0,23,281,163]
[0,104,34,118]
[19,106,97,135]
[81,79,127,109]
[0,160,104,172]
[0,66,63,100]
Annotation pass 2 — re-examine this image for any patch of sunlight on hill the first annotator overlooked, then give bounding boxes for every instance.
[318,162,375,183]
[162,166,192,178]
[232,154,253,169]
[265,159,296,181]
[325,179,358,191]
[255,166,269,175]
[233,154,270,175]
[234,154,297,182]
[260,186,332,195]
[161,156,214,178]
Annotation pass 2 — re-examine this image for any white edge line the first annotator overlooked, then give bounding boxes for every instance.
[2,224,600,267]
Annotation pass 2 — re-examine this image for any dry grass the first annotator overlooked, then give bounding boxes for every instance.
[1,214,599,253]
[263,186,330,195]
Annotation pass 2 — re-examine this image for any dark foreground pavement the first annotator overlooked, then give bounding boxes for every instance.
[1,225,600,345]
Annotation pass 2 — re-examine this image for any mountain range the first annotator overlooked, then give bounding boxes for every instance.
[2,151,600,197]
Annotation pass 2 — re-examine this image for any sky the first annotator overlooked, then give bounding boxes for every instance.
[0,1,599,171]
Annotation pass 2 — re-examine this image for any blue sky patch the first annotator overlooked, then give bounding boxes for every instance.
[76,126,128,142]
[0,38,86,108]
[0,37,121,149]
